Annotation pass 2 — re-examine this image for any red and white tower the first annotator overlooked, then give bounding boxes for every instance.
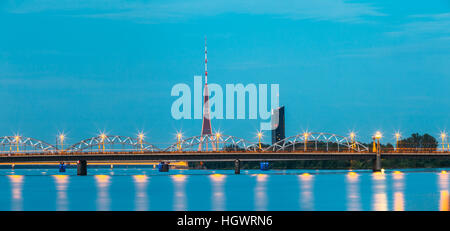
[201,37,213,136]
[199,37,215,151]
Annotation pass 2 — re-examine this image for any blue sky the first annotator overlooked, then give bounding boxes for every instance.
[1,0,449,147]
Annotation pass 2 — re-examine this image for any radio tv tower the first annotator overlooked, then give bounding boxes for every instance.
[199,37,215,151]
[201,37,213,136]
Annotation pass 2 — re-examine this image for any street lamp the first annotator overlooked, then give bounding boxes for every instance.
[176,133,182,151]
[303,132,309,152]
[373,131,382,154]
[257,132,263,151]
[59,134,65,152]
[349,132,356,150]
[441,132,447,152]
[99,133,106,152]
[14,135,20,152]
[215,132,221,151]
[138,132,145,151]
[395,132,401,152]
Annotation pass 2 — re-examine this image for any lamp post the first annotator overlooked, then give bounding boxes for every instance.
[372,131,383,172]
[100,133,106,152]
[374,131,382,154]
[304,133,309,152]
[14,136,20,152]
[59,134,65,152]
[349,132,355,151]
[138,133,144,152]
[215,132,221,151]
[441,132,447,152]
[257,132,263,151]
[395,132,401,152]
[177,133,182,151]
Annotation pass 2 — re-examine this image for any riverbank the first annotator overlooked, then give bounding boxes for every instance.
[191,159,450,170]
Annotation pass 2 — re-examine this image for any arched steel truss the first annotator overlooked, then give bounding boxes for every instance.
[67,135,161,152]
[266,132,369,152]
[0,136,56,153]
[165,134,258,152]
[0,132,369,154]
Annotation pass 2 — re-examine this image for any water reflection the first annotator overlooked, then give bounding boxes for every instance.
[53,175,69,211]
[372,172,388,211]
[346,172,361,211]
[254,174,268,211]
[392,171,404,211]
[171,174,187,211]
[299,173,314,211]
[210,174,226,211]
[439,171,449,211]
[8,175,24,211]
[95,175,111,211]
[133,175,149,211]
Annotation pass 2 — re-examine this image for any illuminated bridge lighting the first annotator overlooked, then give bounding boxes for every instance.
[0,129,449,155]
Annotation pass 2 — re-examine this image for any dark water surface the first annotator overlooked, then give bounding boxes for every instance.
[0,168,448,211]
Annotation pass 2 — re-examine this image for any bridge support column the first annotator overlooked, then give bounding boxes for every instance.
[373,155,381,172]
[77,160,87,176]
[159,162,169,172]
[234,159,240,174]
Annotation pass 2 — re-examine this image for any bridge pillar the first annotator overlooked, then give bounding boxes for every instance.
[373,140,382,172]
[159,162,169,172]
[373,155,381,172]
[77,160,87,176]
[234,159,240,174]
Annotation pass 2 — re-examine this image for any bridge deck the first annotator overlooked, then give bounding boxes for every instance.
[0,152,449,162]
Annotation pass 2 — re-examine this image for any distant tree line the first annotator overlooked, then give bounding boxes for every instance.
[190,133,448,170]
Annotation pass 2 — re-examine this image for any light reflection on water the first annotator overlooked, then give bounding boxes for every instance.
[171,174,187,211]
[95,175,111,211]
[439,172,449,211]
[1,169,449,211]
[8,175,24,211]
[298,173,314,211]
[346,172,361,211]
[254,174,268,211]
[210,174,226,211]
[53,175,69,211]
[392,171,405,211]
[372,172,388,211]
[133,175,149,211]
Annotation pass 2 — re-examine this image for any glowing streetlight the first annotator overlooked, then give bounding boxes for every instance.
[138,132,145,151]
[303,132,309,152]
[349,132,355,139]
[176,132,182,151]
[59,134,65,151]
[14,135,20,152]
[349,132,356,150]
[395,132,401,151]
[374,131,382,139]
[373,131,382,154]
[215,132,221,151]
[99,133,107,152]
[257,132,263,150]
[441,132,447,151]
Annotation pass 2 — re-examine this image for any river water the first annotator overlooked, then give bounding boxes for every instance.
[0,168,448,211]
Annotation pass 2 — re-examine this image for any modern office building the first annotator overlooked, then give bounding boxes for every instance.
[271,106,285,144]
